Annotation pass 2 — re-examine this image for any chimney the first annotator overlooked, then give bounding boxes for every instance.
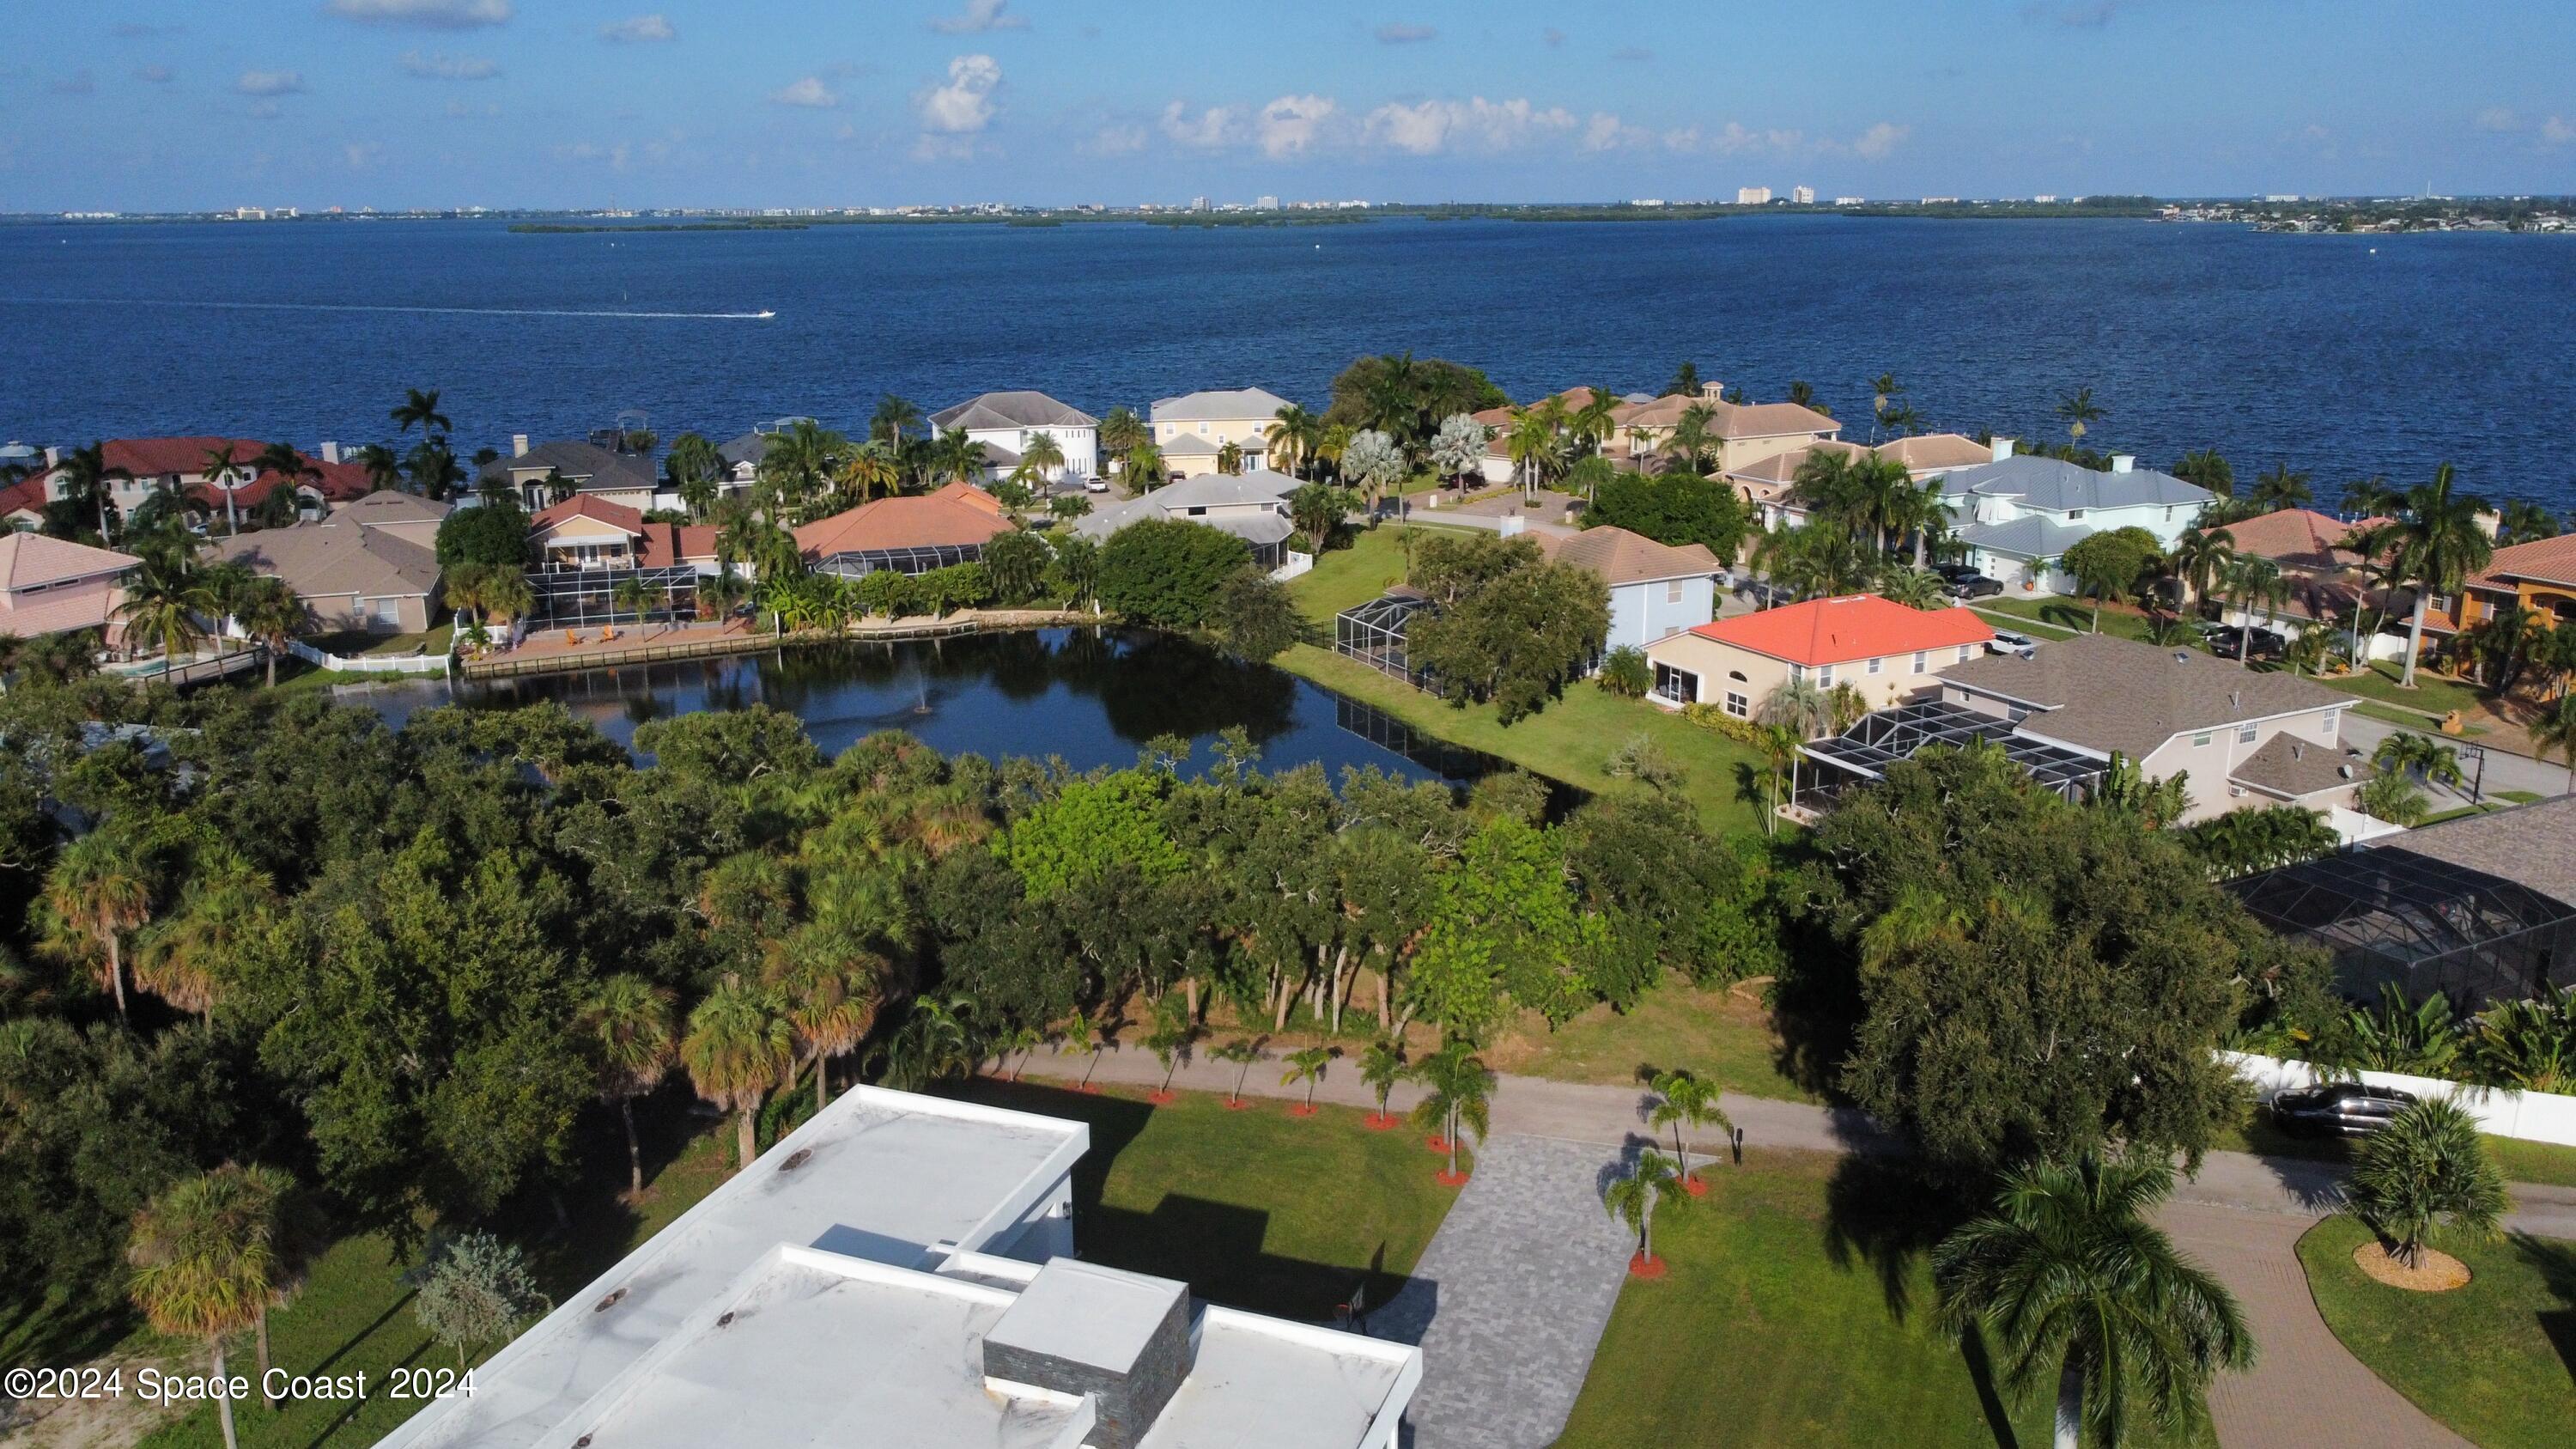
[511,433,530,459]
[319,441,341,465]
[981,1262,1192,1449]
[44,446,61,468]
[1701,381,1724,400]
[1989,437,2014,463]
[2110,454,2135,473]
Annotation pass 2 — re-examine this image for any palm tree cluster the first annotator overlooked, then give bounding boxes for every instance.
[1748,450,1953,609]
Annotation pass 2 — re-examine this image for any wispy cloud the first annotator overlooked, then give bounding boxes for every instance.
[325,0,513,29]
[1160,100,1242,149]
[1365,96,1577,155]
[1376,22,1436,45]
[2545,116,2575,146]
[930,0,1027,34]
[915,53,1002,156]
[344,142,384,168]
[1851,120,1910,160]
[769,76,839,109]
[1084,123,1148,156]
[237,70,307,97]
[600,14,675,43]
[2475,106,2519,132]
[401,51,499,80]
[50,70,97,96]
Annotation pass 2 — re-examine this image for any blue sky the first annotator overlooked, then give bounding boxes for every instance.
[4,1,2572,210]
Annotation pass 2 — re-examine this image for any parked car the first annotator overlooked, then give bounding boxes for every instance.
[1932,562,1979,584]
[1987,629,2039,659]
[1950,574,2004,600]
[1084,475,1110,493]
[2268,1082,2417,1138]
[2207,624,2286,659]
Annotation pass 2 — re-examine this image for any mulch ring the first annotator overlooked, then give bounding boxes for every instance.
[2353,1240,2471,1292]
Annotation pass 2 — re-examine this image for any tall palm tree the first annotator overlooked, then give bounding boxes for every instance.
[1665,403,1721,475]
[1267,404,1321,479]
[1409,1041,1492,1183]
[2494,498,2559,545]
[1754,722,1801,833]
[1603,1148,1686,1273]
[1758,678,1836,740]
[199,443,248,536]
[1098,405,1149,474]
[871,394,927,452]
[1505,409,1562,502]
[1665,360,1703,397]
[1645,1068,1731,1190]
[1935,1154,2252,1449]
[233,577,305,687]
[2388,464,2494,687]
[2055,387,2105,447]
[2172,448,2233,498]
[2342,475,2404,520]
[579,974,677,1197]
[1868,373,1905,444]
[354,442,404,496]
[1358,1038,1406,1125]
[391,387,452,437]
[1123,439,1168,491]
[2248,463,2313,512]
[128,1165,296,1449]
[115,556,216,664]
[135,847,271,1020]
[52,441,132,543]
[927,428,989,488]
[665,432,726,521]
[682,973,797,1171]
[2226,558,2288,662]
[2168,527,2235,611]
[1568,387,1620,459]
[1018,431,1067,484]
[834,441,900,510]
[770,925,884,1110]
[757,419,850,524]
[43,828,152,1016]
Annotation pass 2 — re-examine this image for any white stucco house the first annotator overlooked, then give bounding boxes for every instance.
[1935,440,2212,594]
[930,391,1100,484]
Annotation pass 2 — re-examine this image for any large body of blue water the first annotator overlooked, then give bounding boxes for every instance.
[2,214,2570,513]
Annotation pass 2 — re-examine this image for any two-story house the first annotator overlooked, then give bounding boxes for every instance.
[929,392,1099,485]
[1644,593,1996,720]
[1071,466,1301,569]
[1610,384,1844,476]
[2424,532,2576,641]
[480,438,661,513]
[1149,388,1289,478]
[1722,434,1992,531]
[1935,441,2212,594]
[1531,526,1725,657]
[0,532,142,644]
[18,437,371,531]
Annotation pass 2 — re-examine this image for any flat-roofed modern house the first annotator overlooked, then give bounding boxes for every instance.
[373,1086,1419,1449]
[1151,387,1291,478]
[1934,441,2212,594]
[1935,632,2364,824]
[479,438,660,513]
[1644,594,1994,718]
[797,482,1018,577]
[0,532,141,642]
[1531,526,1724,654]
[932,391,1099,484]
[208,514,446,634]
[1073,466,1304,571]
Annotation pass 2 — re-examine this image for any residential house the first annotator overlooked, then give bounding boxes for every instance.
[479,437,660,512]
[323,490,452,550]
[1530,526,1724,654]
[1936,632,2361,823]
[1608,384,1843,476]
[0,532,141,643]
[930,392,1099,484]
[1933,441,2212,594]
[209,515,445,635]
[1725,433,1993,530]
[1643,594,1994,717]
[1072,466,1303,570]
[524,496,724,625]
[797,482,1018,576]
[1150,387,1290,478]
[713,417,816,498]
[2422,532,2576,640]
[19,437,371,530]
[2212,506,2397,644]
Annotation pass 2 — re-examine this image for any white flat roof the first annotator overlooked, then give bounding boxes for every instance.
[377,1088,1087,1449]
[986,1258,1183,1373]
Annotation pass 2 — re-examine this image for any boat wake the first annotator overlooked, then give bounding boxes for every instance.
[0,296,777,320]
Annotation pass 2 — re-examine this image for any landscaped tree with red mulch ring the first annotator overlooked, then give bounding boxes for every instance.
[1607,1147,1686,1279]
[1282,1044,1336,1117]
[1142,1001,1197,1106]
[1359,1038,1406,1129]
[1212,1037,1265,1111]
[1410,1041,1492,1187]
[1645,1068,1733,1198]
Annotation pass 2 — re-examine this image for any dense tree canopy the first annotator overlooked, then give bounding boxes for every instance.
[435,498,534,571]
[1097,518,1255,629]
[1584,472,1750,562]
[1403,542,1610,724]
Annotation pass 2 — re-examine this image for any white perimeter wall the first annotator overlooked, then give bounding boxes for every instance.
[2223,1049,2576,1147]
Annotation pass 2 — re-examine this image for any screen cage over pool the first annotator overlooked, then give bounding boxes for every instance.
[527,564,702,626]
[812,542,987,580]
[1335,590,1438,689]
[2227,849,2576,1008]
[1794,698,2109,810]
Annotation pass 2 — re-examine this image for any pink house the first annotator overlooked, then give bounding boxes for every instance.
[0,532,142,644]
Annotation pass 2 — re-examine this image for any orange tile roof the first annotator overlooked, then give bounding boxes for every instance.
[1680,594,1993,667]
[793,482,1017,559]
[2221,508,2391,571]
[2471,532,2576,590]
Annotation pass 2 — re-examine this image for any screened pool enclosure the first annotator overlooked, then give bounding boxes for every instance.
[2228,849,2576,1008]
[1335,590,1439,689]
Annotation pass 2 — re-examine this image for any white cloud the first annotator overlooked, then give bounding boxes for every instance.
[770,76,838,108]
[931,0,1027,34]
[1257,94,1335,158]
[1376,23,1436,44]
[600,15,675,44]
[400,51,499,80]
[1364,95,1574,155]
[1085,123,1148,156]
[556,140,634,169]
[918,52,1001,133]
[325,0,512,29]
[2475,107,2520,133]
[1159,101,1242,149]
[1852,120,1909,159]
[2546,116,2576,146]
[237,70,307,97]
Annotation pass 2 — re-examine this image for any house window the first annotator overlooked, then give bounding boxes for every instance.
[1818,665,1835,687]
[1957,644,1975,662]
[2323,709,2339,734]
[1186,505,1207,516]
[2066,508,2086,521]
[2427,593,2451,614]
[1653,663,1700,704]
[1867,656,1883,675]
[1912,650,1928,673]
[2192,731,2213,747]
[1665,580,1684,604]
[2238,724,2257,745]
[1724,691,1749,718]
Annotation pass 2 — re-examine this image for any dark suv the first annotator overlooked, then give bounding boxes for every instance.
[2268,1082,2417,1138]
[1950,574,2005,600]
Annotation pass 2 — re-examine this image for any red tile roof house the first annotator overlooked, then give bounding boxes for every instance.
[793,483,1018,575]
[1643,594,1994,721]
[2211,507,2399,644]
[20,439,372,533]
[0,532,144,646]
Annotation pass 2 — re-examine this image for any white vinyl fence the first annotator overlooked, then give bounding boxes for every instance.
[285,639,454,676]
[2223,1050,2576,1147]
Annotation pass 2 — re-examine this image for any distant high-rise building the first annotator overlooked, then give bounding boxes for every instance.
[1255,194,1280,210]
[1735,186,1772,205]
[1190,196,1212,212]
[1832,196,1865,206]
[1790,186,1815,205]
[2032,194,2059,204]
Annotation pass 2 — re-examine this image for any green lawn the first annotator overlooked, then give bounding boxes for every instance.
[2316,658,2493,721]
[1557,1151,2214,1449]
[2298,1215,2576,1449]
[949,1079,1455,1321]
[1491,975,1820,1104]
[1284,529,1769,835]
[1973,594,2166,644]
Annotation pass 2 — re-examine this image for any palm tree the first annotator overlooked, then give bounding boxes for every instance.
[1665,404,1722,475]
[1665,361,1703,397]
[2532,694,2576,793]
[1505,409,1561,502]
[2248,463,2313,513]
[53,441,133,543]
[758,419,851,523]
[1409,1041,1492,1183]
[1757,678,1835,740]
[1645,1068,1732,1190]
[198,442,250,535]
[665,433,725,520]
[2345,1099,2507,1269]
[1868,373,1905,444]
[771,927,883,1109]
[2495,497,2559,545]
[1935,1154,2252,1449]
[835,441,900,509]
[1878,565,1947,611]
[2342,475,2404,520]
[1267,404,1321,479]
[682,973,797,1171]
[391,387,451,437]
[1098,406,1149,474]
[42,827,154,1017]
[1358,1038,1406,1127]
[355,442,404,495]
[1124,439,1168,491]
[1281,1044,1337,1116]
[232,576,305,686]
[1568,387,1620,459]
[2388,464,2494,687]
[1753,722,1800,834]
[2172,448,2234,498]
[2168,527,2235,612]
[1142,999,1197,1101]
[1019,430,1068,484]
[2371,731,2464,791]
[1603,1148,1686,1275]
[580,974,677,1197]
[2055,387,2105,447]
[135,847,271,1020]
[871,394,927,452]
[611,574,657,635]
[128,1165,296,1449]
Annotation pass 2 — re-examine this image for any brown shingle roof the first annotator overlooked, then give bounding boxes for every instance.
[2372,795,2576,907]
[1873,434,1991,471]
[2221,508,2391,571]
[1532,526,1721,586]
[210,522,441,600]
[0,532,139,592]
[1938,632,2348,758]
[1722,439,1872,485]
[2228,733,2366,800]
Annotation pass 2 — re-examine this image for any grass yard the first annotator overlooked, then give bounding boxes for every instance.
[949,1079,1456,1321]
[2318,658,2492,721]
[1556,1151,2213,1449]
[1487,975,1819,1103]
[1972,593,2166,644]
[2297,1215,2576,1449]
